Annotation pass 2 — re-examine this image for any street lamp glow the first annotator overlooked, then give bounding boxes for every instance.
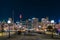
[38,25,41,28]
[7,20,11,24]
[19,25,22,28]
[51,20,54,23]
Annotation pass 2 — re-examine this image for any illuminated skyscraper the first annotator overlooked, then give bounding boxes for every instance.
[32,18,39,28]
[41,17,49,25]
[26,19,28,28]
[26,19,32,29]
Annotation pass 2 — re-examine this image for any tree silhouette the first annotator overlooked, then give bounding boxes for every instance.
[47,25,53,31]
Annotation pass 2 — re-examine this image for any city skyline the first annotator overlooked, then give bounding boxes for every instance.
[0,0,60,40]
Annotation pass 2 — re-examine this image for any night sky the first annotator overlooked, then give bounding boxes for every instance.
[0,0,60,22]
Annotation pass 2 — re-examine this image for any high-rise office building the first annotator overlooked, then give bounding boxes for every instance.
[32,18,39,28]
[41,17,49,25]
[26,19,32,29]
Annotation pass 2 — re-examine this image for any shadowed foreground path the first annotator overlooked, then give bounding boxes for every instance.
[6,33,60,40]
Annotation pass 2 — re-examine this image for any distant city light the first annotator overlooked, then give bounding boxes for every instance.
[16,21,20,24]
[51,20,55,23]
[19,25,22,28]
[38,25,41,28]
[7,20,11,24]
[32,18,35,19]
[28,19,31,21]
[23,27,25,28]
[20,14,22,19]
[42,18,45,21]
[47,21,49,23]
